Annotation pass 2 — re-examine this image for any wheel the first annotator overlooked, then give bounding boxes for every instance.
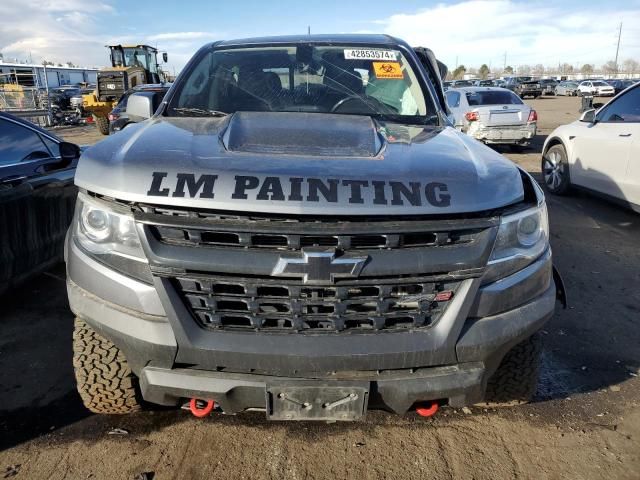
[484,333,543,405]
[73,318,143,414]
[542,144,571,195]
[93,115,110,135]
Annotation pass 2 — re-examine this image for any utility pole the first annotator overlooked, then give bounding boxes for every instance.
[308,25,311,35]
[455,56,458,68]
[503,51,507,71]
[614,22,622,73]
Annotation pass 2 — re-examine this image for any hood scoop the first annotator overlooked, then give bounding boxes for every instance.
[222,111,382,157]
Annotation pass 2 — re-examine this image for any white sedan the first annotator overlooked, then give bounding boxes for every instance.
[445,87,537,148]
[577,80,615,96]
[541,83,640,210]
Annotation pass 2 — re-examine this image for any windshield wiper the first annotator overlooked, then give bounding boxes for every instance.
[373,114,440,126]
[171,107,229,117]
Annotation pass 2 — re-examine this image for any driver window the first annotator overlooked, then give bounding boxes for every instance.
[112,50,124,67]
[0,119,53,165]
[598,87,640,123]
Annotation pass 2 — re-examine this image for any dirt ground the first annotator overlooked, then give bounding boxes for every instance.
[1,95,639,479]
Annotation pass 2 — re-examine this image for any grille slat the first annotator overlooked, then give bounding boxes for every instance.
[152,225,478,251]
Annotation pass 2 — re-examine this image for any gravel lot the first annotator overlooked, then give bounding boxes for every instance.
[1,96,639,479]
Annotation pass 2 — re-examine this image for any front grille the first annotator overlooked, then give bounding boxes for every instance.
[172,274,459,333]
[136,205,496,335]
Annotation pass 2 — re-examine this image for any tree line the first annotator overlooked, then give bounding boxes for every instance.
[448,59,640,80]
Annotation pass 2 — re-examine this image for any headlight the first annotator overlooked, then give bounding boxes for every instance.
[73,192,153,283]
[483,202,549,284]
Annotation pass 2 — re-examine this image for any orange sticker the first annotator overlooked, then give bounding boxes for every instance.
[373,62,403,79]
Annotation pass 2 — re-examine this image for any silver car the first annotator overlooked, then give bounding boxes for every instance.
[445,87,537,148]
[554,81,579,96]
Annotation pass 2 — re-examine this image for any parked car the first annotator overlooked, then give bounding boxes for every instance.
[542,82,640,210]
[504,78,543,98]
[606,79,637,95]
[443,81,453,91]
[66,34,560,419]
[108,83,171,134]
[49,86,81,110]
[0,112,81,294]
[474,79,495,87]
[70,87,99,113]
[538,79,558,95]
[451,79,474,87]
[554,81,579,96]
[446,87,537,148]
[577,80,615,97]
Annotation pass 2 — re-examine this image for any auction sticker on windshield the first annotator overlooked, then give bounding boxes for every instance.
[344,49,399,60]
[372,62,404,79]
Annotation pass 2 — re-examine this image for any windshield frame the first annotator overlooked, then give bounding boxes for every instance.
[162,40,441,126]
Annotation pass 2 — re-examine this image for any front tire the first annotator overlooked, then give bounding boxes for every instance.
[542,144,571,195]
[484,333,543,405]
[93,115,110,135]
[73,318,143,414]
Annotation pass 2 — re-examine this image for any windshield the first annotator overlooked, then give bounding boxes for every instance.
[593,81,609,86]
[123,48,151,70]
[465,90,523,106]
[166,44,434,123]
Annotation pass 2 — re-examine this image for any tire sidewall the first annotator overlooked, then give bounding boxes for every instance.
[542,144,571,195]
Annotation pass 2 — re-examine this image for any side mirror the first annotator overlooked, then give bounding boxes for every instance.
[162,52,168,63]
[59,142,81,165]
[580,109,596,123]
[126,93,154,120]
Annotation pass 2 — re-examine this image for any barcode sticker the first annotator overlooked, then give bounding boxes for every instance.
[344,49,399,60]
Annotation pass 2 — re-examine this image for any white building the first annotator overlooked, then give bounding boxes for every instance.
[0,62,98,88]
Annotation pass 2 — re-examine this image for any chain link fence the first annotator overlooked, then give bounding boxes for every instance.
[0,87,50,125]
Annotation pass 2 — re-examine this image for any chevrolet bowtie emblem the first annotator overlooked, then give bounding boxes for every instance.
[272,250,368,284]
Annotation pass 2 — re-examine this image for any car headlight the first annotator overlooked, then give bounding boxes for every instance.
[483,202,549,284]
[72,192,153,283]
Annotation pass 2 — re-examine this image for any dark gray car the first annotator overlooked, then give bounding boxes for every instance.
[65,35,562,421]
[0,112,81,294]
[108,83,171,134]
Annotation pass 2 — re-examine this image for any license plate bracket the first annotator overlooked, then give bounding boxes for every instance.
[266,381,369,421]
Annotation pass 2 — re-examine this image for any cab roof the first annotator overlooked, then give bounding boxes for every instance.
[108,44,158,52]
[215,34,404,48]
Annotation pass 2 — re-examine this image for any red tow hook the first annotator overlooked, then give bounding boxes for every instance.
[189,398,216,418]
[415,401,439,417]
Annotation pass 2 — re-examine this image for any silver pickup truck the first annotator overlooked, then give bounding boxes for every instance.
[66,34,562,421]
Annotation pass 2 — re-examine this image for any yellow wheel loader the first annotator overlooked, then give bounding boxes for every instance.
[82,45,167,135]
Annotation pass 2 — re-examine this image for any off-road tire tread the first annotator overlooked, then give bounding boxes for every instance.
[73,318,142,414]
[94,115,110,135]
[484,333,543,406]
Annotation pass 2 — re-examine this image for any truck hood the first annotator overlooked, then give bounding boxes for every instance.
[75,112,524,215]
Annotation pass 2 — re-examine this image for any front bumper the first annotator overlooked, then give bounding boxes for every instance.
[66,234,556,414]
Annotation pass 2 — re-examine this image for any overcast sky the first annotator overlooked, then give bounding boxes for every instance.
[1,0,639,73]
